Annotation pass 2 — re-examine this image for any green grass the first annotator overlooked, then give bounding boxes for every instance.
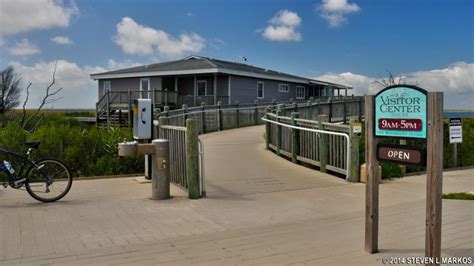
[442,192,474,200]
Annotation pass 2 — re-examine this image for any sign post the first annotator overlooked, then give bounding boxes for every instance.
[365,85,443,265]
[448,118,462,167]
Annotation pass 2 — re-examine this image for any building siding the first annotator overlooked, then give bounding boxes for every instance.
[229,75,307,103]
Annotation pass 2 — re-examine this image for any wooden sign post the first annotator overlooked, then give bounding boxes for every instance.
[365,85,443,265]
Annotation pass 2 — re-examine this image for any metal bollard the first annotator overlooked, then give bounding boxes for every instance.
[152,139,170,200]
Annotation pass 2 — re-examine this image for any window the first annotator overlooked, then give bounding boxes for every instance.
[140,78,150,98]
[279,83,289,93]
[197,80,207,96]
[103,81,111,95]
[296,86,305,99]
[257,82,264,99]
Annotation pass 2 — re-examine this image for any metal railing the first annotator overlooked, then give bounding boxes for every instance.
[263,113,353,179]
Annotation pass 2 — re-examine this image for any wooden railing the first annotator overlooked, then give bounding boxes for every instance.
[156,119,203,199]
[157,96,365,134]
[263,108,361,181]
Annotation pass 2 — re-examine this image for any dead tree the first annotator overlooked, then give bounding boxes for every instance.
[0,66,23,114]
[20,61,63,130]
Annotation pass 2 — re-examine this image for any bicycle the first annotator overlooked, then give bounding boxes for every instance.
[0,141,73,202]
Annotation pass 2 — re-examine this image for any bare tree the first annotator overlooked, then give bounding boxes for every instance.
[20,61,63,130]
[0,66,23,114]
[373,69,407,87]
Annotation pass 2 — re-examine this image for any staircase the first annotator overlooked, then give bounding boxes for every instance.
[96,106,130,127]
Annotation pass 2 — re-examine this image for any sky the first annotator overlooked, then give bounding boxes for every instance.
[0,0,473,109]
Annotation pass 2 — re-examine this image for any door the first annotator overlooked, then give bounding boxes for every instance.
[140,78,150,99]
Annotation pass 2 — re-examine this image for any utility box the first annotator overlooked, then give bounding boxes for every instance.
[133,99,152,139]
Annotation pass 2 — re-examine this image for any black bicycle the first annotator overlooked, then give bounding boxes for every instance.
[0,141,73,202]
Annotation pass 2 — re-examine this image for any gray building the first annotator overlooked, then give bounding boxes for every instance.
[90,55,352,109]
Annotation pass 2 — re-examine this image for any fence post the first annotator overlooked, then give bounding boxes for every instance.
[318,115,328,173]
[265,107,272,150]
[307,100,312,120]
[186,118,200,199]
[217,101,223,131]
[158,116,169,139]
[343,97,347,124]
[358,97,363,122]
[254,100,259,125]
[235,101,240,128]
[201,102,206,134]
[291,112,300,164]
[292,102,298,113]
[349,118,360,182]
[128,89,132,127]
[276,104,283,156]
[328,97,333,123]
[182,104,188,127]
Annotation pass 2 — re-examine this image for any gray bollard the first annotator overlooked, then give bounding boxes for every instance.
[152,139,170,200]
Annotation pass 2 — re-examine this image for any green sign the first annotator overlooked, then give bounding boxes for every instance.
[375,85,427,139]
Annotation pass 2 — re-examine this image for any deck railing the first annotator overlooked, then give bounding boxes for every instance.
[263,108,360,181]
[157,96,365,134]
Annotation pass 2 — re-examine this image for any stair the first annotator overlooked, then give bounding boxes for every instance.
[97,109,130,127]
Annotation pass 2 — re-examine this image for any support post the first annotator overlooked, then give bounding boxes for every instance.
[182,104,188,127]
[328,97,333,123]
[152,88,156,107]
[318,115,328,173]
[186,118,200,199]
[292,102,298,113]
[95,102,99,125]
[276,105,283,156]
[265,107,272,150]
[343,97,347,124]
[235,101,240,128]
[106,90,110,125]
[358,97,363,122]
[425,92,443,265]
[128,89,132,127]
[349,118,360,182]
[291,112,300,164]
[158,116,169,139]
[453,143,458,168]
[201,102,206,134]
[217,101,223,131]
[307,100,312,120]
[364,95,379,254]
[151,139,170,200]
[254,100,259,125]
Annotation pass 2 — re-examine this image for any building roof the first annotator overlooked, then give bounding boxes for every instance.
[90,56,352,89]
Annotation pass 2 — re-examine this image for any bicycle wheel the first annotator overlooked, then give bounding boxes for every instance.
[25,158,73,202]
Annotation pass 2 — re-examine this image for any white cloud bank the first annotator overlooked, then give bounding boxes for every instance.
[10,60,105,109]
[316,0,360,27]
[114,17,205,57]
[0,0,78,43]
[315,62,474,109]
[7,39,40,56]
[51,36,73,45]
[262,10,302,42]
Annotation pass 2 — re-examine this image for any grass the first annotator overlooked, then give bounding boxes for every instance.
[442,192,474,200]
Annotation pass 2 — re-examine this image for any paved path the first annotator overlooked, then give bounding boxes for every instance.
[0,125,472,265]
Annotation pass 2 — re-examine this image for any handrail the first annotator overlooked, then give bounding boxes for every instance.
[261,116,351,180]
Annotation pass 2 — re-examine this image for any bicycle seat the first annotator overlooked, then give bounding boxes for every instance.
[23,141,41,149]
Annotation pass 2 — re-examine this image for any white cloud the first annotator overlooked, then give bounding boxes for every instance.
[10,60,105,108]
[51,36,73,45]
[314,62,474,109]
[8,39,40,56]
[0,0,78,42]
[262,10,302,42]
[317,0,360,27]
[107,59,142,70]
[114,17,205,57]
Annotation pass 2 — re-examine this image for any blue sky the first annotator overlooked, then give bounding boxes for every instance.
[0,0,473,108]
